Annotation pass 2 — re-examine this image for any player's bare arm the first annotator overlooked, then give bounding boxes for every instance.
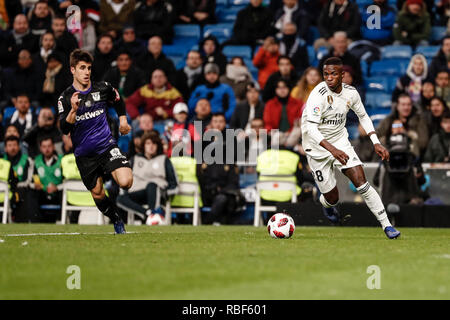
[66,92,80,124]
[119,115,131,135]
[367,131,390,161]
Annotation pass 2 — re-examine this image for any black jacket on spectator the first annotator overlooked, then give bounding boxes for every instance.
[200,35,228,76]
[0,31,39,68]
[428,49,450,81]
[23,123,63,158]
[231,4,274,47]
[229,100,265,130]
[279,36,309,76]
[133,0,174,43]
[317,0,361,40]
[4,0,23,23]
[103,65,147,99]
[262,70,298,102]
[273,4,310,40]
[2,65,43,106]
[175,0,216,25]
[40,64,72,108]
[318,49,363,85]
[92,48,117,82]
[136,51,176,83]
[54,30,79,62]
[29,14,52,36]
[172,67,204,101]
[114,38,145,60]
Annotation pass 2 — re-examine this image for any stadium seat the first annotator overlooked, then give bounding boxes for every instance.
[364,76,390,93]
[2,106,16,127]
[173,24,201,42]
[431,26,447,43]
[307,46,317,67]
[216,6,242,22]
[162,43,190,58]
[203,23,233,42]
[316,46,329,61]
[370,59,408,76]
[347,124,359,140]
[167,55,183,68]
[381,45,412,60]
[306,26,320,45]
[222,45,252,59]
[415,45,440,59]
[368,107,391,128]
[365,92,392,109]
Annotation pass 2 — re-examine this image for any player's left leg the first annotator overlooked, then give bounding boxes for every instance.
[111,167,133,190]
[342,165,400,239]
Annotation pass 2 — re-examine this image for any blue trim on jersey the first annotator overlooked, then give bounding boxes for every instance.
[72,84,92,95]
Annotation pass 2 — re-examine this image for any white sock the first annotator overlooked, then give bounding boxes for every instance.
[319,194,337,208]
[356,182,392,229]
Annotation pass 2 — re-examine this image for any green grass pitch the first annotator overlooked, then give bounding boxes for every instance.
[0,224,449,300]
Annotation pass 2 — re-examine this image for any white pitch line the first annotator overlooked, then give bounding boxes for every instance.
[1,231,139,237]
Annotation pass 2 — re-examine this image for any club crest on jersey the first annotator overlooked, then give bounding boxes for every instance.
[85,100,92,107]
[92,92,100,101]
[327,95,333,105]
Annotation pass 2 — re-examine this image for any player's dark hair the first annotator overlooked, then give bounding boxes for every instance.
[5,135,20,145]
[323,57,343,66]
[141,131,164,156]
[70,49,94,68]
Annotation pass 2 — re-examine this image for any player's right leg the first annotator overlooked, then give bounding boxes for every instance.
[90,177,126,234]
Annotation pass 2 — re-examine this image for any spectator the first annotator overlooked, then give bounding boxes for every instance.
[420,81,435,111]
[230,0,274,48]
[103,49,146,101]
[0,124,28,156]
[244,117,270,165]
[263,79,303,138]
[32,136,63,222]
[396,0,435,22]
[2,49,43,108]
[51,15,79,60]
[273,0,309,41]
[71,9,97,55]
[317,31,363,86]
[128,113,159,157]
[290,66,322,103]
[253,36,280,89]
[230,83,265,132]
[3,135,38,222]
[40,52,72,108]
[376,94,429,157]
[99,0,135,36]
[197,114,241,225]
[199,35,227,76]
[342,64,365,103]
[0,14,39,68]
[361,0,397,46]
[4,94,37,137]
[136,35,176,83]
[172,50,204,101]
[219,57,255,103]
[126,68,184,122]
[117,131,178,223]
[191,98,212,132]
[262,55,298,102]
[316,0,361,49]
[278,22,309,76]
[434,69,450,108]
[436,0,450,27]
[428,36,450,81]
[32,31,57,75]
[133,0,174,44]
[23,107,63,157]
[92,33,117,82]
[28,0,53,36]
[176,0,216,26]
[393,0,431,47]
[422,96,449,138]
[392,54,429,108]
[188,63,237,121]
[424,110,450,162]
[114,24,145,59]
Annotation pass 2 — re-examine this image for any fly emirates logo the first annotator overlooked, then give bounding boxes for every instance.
[322,112,345,126]
[76,108,104,121]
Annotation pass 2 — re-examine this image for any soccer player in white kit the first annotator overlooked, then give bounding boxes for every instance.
[301,57,400,239]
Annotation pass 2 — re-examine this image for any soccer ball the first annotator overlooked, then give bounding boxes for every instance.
[267,213,295,239]
[146,213,165,226]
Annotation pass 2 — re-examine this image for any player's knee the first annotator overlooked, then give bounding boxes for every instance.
[119,176,133,190]
[91,189,105,200]
[323,189,339,206]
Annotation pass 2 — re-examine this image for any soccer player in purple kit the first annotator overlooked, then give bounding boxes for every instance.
[58,49,133,234]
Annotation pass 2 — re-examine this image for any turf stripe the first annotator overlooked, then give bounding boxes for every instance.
[1,232,139,237]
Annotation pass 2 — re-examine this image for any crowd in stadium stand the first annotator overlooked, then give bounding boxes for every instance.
[0,0,449,224]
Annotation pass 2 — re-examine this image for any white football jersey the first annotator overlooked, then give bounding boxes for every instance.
[301,81,368,159]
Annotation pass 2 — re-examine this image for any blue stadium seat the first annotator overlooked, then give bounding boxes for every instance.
[222,45,252,59]
[173,24,201,41]
[370,59,408,76]
[415,45,440,59]
[364,76,390,93]
[203,23,233,42]
[365,92,392,109]
[2,106,15,126]
[381,45,412,59]
[306,26,320,45]
[168,55,183,68]
[217,6,242,23]
[307,46,316,67]
[368,107,391,127]
[316,46,329,61]
[347,124,360,140]
[431,26,447,43]
[118,134,131,153]
[162,43,190,58]
[361,60,369,77]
